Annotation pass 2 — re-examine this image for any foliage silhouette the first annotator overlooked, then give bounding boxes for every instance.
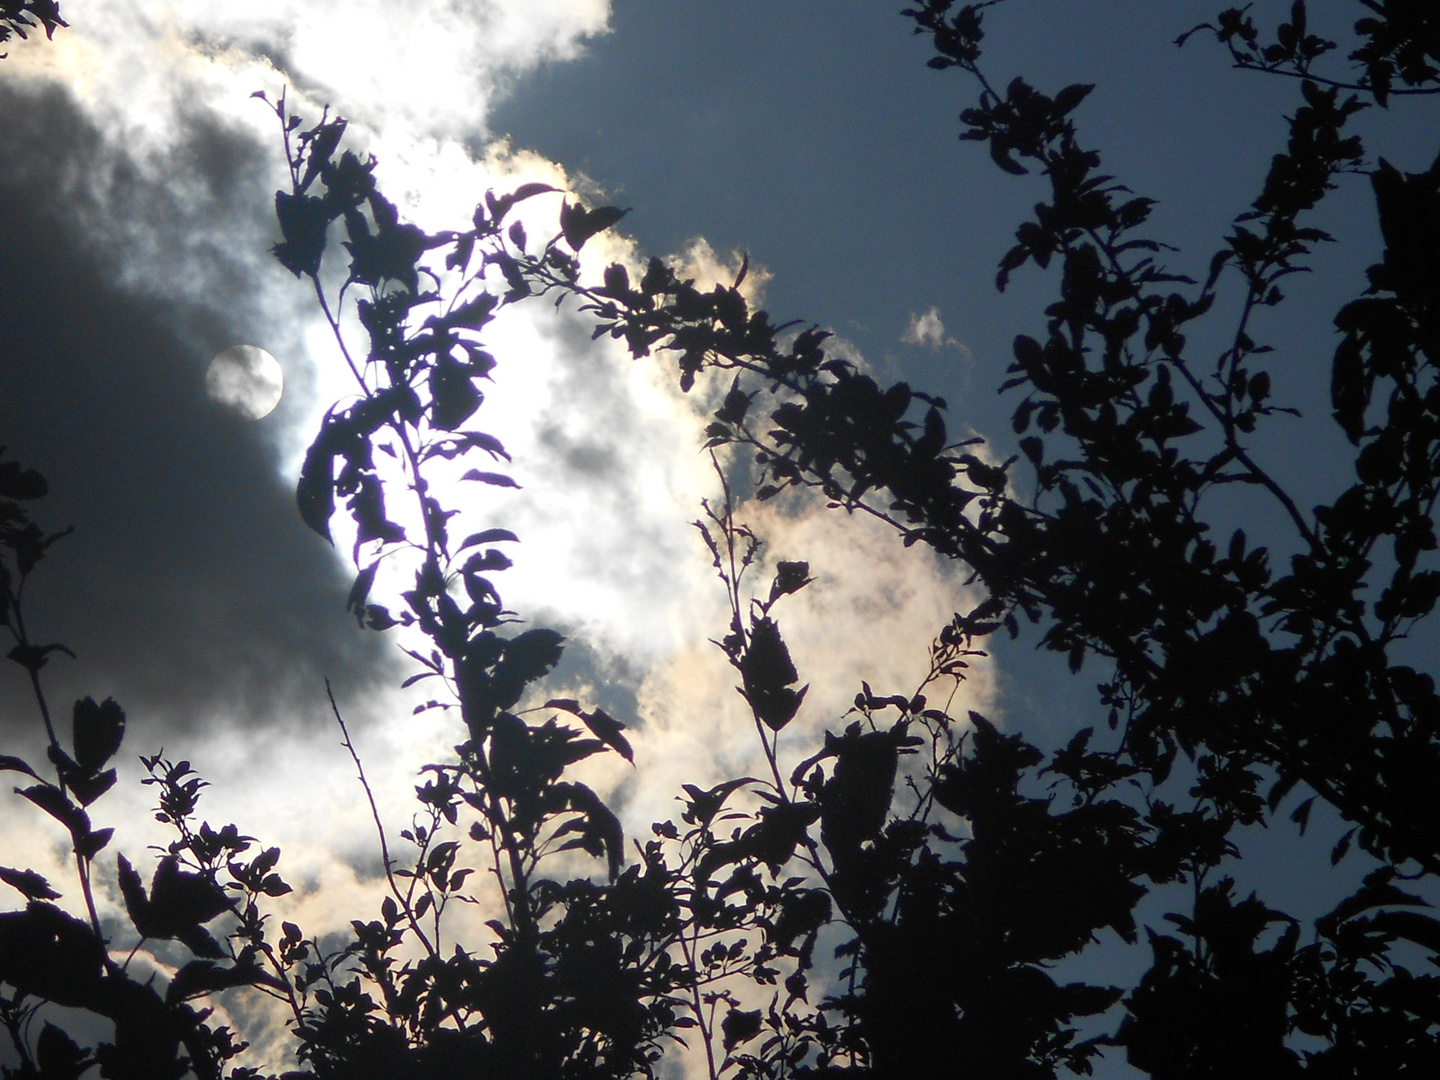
[0,0,62,57]
[2,1,1440,1078]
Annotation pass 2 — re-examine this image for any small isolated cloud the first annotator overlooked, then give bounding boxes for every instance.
[901,305,957,350]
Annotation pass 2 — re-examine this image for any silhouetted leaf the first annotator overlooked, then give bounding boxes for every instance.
[296,432,337,543]
[768,560,812,603]
[721,1008,763,1050]
[0,903,105,1007]
[166,958,284,1005]
[579,707,634,764]
[458,528,520,551]
[0,459,47,499]
[560,201,630,250]
[461,469,520,488]
[430,354,482,430]
[0,754,40,780]
[72,695,125,772]
[741,617,806,731]
[0,865,60,900]
[35,1022,88,1080]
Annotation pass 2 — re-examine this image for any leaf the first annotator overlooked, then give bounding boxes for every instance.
[990,138,1029,175]
[0,866,60,901]
[72,696,125,773]
[564,782,625,879]
[459,548,510,577]
[1266,771,1299,813]
[1289,796,1316,835]
[273,191,332,278]
[0,755,40,780]
[579,707,634,764]
[347,563,379,624]
[457,528,520,551]
[122,856,229,945]
[176,924,227,960]
[1331,827,1355,865]
[0,903,106,1008]
[75,827,112,860]
[19,783,89,841]
[500,629,566,685]
[35,1022,87,1080]
[67,768,116,809]
[433,292,498,333]
[716,375,753,426]
[744,800,822,869]
[117,853,152,935]
[482,181,558,225]
[681,778,758,826]
[1371,910,1440,955]
[300,118,346,194]
[741,617,805,731]
[560,201,630,251]
[461,469,520,488]
[768,561,812,603]
[296,433,337,543]
[430,354,482,431]
[721,1008,764,1050]
[166,958,284,1005]
[6,642,74,674]
[349,474,406,546]
[0,460,47,500]
[1323,868,1427,929]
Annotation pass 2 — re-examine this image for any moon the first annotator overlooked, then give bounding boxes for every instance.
[206,345,284,420]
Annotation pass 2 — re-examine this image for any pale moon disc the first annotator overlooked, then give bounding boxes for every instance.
[206,345,284,420]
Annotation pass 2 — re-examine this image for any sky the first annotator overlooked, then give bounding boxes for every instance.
[0,1,1436,1074]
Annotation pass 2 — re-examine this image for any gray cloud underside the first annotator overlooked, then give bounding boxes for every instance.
[0,79,400,746]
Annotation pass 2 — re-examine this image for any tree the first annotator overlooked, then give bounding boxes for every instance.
[2,1,1440,1077]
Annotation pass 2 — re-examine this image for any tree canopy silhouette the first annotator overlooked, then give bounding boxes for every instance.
[3,2,1440,1077]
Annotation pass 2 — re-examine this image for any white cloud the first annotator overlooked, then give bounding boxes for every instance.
[901,304,956,350]
[9,0,610,137]
[666,235,771,305]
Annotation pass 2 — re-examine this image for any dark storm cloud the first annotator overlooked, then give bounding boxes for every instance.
[0,79,400,745]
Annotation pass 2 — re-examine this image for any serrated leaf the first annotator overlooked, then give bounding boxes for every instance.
[0,866,60,901]
[581,707,634,764]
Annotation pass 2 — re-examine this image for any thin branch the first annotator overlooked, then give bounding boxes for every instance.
[326,678,438,958]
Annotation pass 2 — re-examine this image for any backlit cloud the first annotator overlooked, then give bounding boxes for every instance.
[0,3,993,1071]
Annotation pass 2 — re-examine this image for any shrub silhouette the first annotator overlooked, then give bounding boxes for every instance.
[3,2,1440,1077]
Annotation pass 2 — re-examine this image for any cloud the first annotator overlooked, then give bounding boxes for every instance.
[567,489,996,832]
[666,235,771,305]
[0,5,995,1072]
[7,0,611,136]
[901,304,958,350]
[0,79,401,748]
[0,0,625,749]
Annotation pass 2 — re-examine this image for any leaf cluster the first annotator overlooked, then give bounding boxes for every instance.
[0,0,63,55]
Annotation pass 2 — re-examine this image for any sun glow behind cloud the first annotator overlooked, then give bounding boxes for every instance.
[0,1,993,1066]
